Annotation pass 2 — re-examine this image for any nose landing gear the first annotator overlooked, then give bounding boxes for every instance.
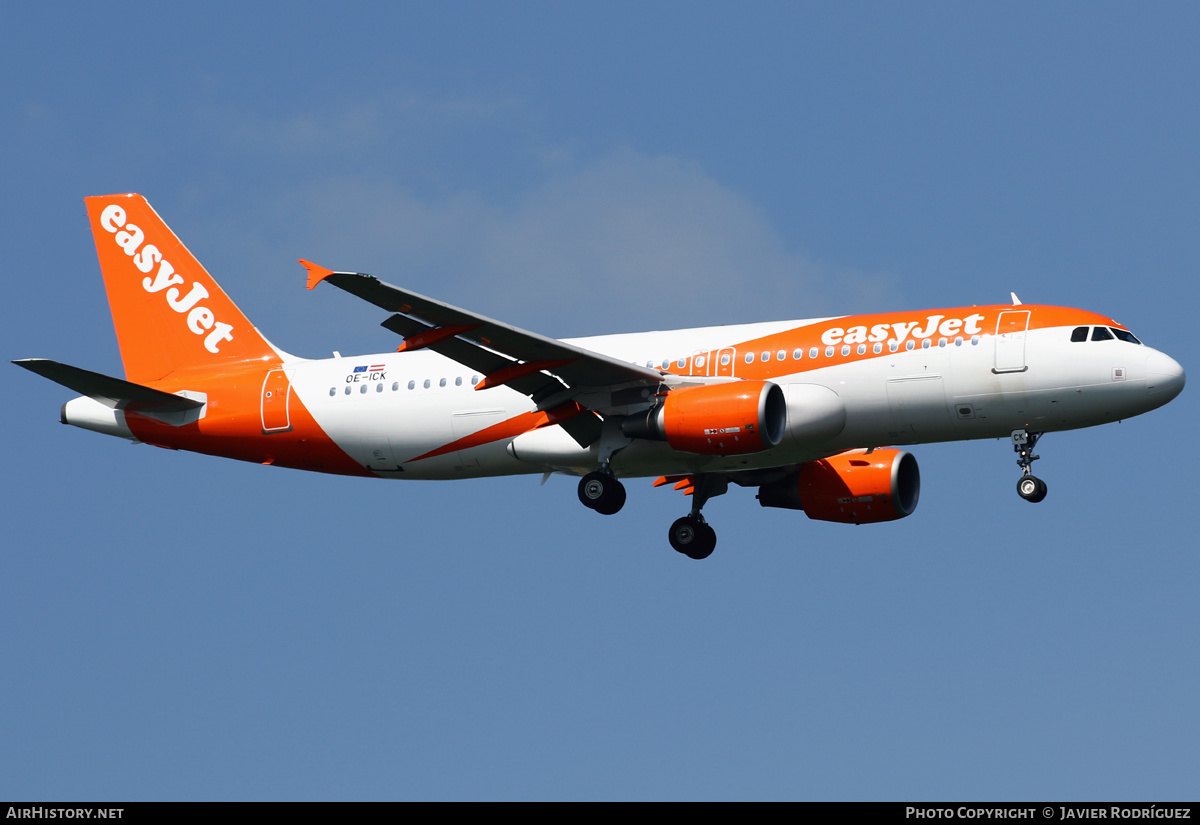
[1012,429,1048,503]
[1017,474,1048,502]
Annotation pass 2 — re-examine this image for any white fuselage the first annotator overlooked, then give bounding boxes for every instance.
[288,315,1180,480]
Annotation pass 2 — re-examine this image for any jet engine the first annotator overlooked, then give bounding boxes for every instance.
[622,380,786,455]
[757,448,920,524]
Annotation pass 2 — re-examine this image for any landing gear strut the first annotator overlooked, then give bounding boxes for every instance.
[1012,429,1048,503]
[578,469,626,515]
[578,419,631,516]
[668,475,727,560]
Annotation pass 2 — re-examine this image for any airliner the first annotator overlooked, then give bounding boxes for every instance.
[14,194,1186,559]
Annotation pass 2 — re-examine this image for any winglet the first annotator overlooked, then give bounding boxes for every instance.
[300,259,335,290]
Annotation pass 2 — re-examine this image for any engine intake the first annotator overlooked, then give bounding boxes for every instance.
[622,381,786,455]
[757,449,920,524]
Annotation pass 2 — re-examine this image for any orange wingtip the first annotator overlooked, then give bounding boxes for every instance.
[299,259,335,290]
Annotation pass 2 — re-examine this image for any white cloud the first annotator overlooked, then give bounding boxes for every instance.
[189,93,524,159]
[269,149,900,339]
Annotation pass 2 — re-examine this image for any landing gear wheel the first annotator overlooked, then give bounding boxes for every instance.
[578,471,626,515]
[668,516,717,560]
[1016,475,1048,503]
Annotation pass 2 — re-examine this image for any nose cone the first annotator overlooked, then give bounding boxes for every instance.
[1145,350,1186,401]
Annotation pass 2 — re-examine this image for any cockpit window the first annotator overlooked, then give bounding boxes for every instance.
[1111,328,1141,345]
[1071,327,1088,342]
[1091,327,1114,342]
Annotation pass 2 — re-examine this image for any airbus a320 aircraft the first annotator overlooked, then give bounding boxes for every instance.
[15,194,1186,559]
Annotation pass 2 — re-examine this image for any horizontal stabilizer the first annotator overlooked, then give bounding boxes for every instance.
[12,359,204,413]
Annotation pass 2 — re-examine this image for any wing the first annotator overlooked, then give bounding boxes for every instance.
[301,261,670,446]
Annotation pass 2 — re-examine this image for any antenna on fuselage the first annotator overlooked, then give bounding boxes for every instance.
[1010,292,1022,305]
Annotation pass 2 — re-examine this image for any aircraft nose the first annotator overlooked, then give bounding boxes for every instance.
[1145,350,1186,400]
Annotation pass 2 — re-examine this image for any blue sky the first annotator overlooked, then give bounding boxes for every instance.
[2,2,1197,800]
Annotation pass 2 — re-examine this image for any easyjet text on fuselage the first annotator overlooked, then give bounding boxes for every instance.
[820,313,988,348]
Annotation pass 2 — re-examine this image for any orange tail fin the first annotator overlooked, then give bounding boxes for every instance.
[85,193,281,384]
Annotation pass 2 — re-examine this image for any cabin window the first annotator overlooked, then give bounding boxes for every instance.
[809,347,818,359]
[408,380,415,390]
[938,338,947,348]
[971,335,980,345]
[873,342,883,354]
[955,337,963,347]
[360,385,367,394]
[776,350,786,361]
[1091,327,1114,342]
[906,340,915,351]
[376,383,383,393]
[392,382,399,391]
[455,376,463,386]
[661,359,670,370]
[695,356,706,368]
[720,353,731,366]
[760,351,770,362]
[825,346,834,357]
[1071,326,1089,342]
[841,345,851,356]
[921,339,931,349]
[793,348,803,360]
[423,379,431,389]
[344,387,351,395]
[677,358,687,368]
[857,344,866,355]
[471,375,480,385]
[889,340,899,352]
[745,353,754,364]
[329,388,336,397]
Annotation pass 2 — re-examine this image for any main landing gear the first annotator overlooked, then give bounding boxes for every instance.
[668,516,716,560]
[578,469,626,515]
[577,468,724,559]
[668,475,727,560]
[578,422,631,516]
[1011,429,1048,503]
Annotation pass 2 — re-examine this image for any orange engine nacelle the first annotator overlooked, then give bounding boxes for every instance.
[622,381,786,455]
[757,449,920,524]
